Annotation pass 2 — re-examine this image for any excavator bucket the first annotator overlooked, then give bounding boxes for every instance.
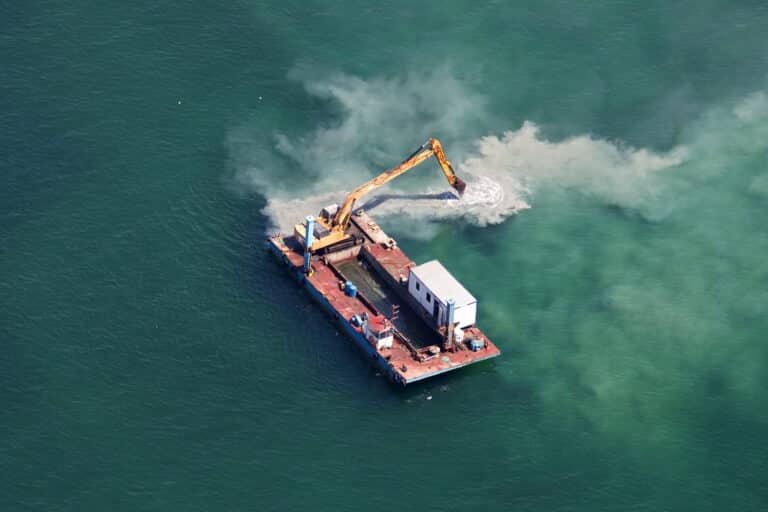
[453,177,467,196]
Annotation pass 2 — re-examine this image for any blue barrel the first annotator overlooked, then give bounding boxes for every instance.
[345,281,358,298]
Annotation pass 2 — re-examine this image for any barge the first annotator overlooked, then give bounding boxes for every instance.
[266,139,500,386]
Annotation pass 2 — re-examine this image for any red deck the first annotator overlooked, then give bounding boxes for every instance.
[268,212,500,385]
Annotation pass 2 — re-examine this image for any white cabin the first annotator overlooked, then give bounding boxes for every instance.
[407,260,477,329]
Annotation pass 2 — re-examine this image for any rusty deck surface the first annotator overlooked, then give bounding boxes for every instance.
[268,212,500,385]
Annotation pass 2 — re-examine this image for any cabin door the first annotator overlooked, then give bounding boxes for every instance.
[432,300,440,323]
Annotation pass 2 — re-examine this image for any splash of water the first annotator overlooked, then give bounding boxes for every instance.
[229,70,688,232]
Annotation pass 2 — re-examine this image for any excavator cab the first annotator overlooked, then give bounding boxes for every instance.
[318,204,340,224]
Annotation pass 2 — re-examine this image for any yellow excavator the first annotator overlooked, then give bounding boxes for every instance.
[294,138,466,254]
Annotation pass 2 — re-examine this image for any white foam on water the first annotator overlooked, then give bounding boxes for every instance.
[462,122,688,214]
[230,70,688,233]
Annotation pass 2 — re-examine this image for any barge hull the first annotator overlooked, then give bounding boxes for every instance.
[267,211,501,386]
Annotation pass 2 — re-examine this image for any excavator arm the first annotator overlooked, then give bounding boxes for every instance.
[332,138,466,230]
[428,138,466,195]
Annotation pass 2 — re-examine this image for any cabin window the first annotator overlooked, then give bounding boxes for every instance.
[415,282,420,291]
[426,293,432,303]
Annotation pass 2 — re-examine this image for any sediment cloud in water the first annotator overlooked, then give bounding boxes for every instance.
[229,70,687,231]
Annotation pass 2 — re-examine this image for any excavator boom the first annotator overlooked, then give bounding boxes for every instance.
[296,138,465,253]
[332,138,465,230]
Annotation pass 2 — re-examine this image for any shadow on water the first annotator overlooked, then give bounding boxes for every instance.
[392,358,538,410]
[358,191,459,211]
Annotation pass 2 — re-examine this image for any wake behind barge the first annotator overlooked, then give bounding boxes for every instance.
[267,209,501,386]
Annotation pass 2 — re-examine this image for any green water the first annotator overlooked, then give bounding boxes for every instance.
[2,2,767,510]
